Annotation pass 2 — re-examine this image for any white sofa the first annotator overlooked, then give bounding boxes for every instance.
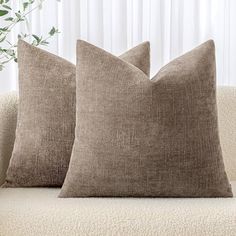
[0,87,236,236]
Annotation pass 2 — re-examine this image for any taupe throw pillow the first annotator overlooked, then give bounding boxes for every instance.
[60,40,232,197]
[3,40,150,187]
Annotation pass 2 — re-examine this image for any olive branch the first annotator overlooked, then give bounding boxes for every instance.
[0,0,60,71]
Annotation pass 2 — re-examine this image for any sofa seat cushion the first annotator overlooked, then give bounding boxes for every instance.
[0,183,236,236]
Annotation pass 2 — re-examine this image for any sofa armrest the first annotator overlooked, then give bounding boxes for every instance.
[217,86,236,182]
[0,92,18,186]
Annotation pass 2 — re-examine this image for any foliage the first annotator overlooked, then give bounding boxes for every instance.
[0,0,59,71]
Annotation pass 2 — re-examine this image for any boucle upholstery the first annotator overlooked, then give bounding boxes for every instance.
[0,183,236,236]
[217,86,236,181]
[0,92,18,186]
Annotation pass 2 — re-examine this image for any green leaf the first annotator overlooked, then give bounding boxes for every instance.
[0,1,60,72]
[0,27,8,31]
[0,10,8,16]
[0,36,6,43]
[49,27,56,36]
[23,2,29,10]
[2,4,11,10]
[15,12,21,18]
[2,59,11,64]
[0,48,5,54]
[40,40,49,46]
[32,34,41,43]
[5,49,14,56]
[4,16,13,21]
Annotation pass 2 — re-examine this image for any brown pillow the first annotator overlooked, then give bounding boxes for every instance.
[60,40,232,197]
[3,40,150,187]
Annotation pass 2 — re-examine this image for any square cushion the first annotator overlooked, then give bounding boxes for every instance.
[60,40,232,197]
[3,40,150,187]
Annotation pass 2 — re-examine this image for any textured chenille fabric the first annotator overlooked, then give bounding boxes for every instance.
[60,40,232,197]
[4,40,150,187]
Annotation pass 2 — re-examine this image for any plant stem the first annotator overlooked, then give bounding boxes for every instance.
[1,0,46,40]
